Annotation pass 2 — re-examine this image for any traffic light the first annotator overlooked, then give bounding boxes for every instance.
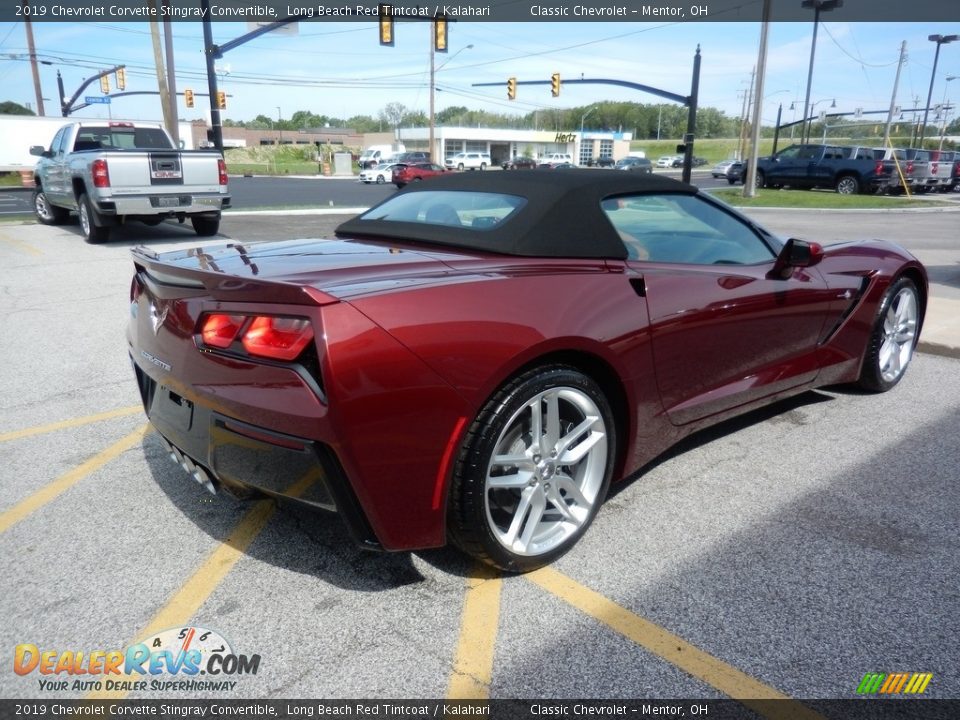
[100,74,110,94]
[115,67,126,91]
[378,4,394,46]
[216,91,226,110]
[551,73,560,97]
[507,77,517,101]
[184,89,195,108]
[433,17,447,52]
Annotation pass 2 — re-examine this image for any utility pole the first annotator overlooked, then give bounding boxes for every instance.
[163,0,179,146]
[147,2,173,135]
[23,1,45,116]
[883,41,907,147]
[744,0,771,198]
[737,67,755,161]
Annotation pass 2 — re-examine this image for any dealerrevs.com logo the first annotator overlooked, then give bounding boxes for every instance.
[13,626,260,693]
[857,672,934,695]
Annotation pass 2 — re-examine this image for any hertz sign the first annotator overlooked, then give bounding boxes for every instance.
[555,133,576,143]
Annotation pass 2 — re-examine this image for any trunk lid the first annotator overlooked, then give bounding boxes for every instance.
[132,237,476,304]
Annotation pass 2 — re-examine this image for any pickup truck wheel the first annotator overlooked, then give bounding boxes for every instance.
[755,170,766,189]
[191,215,220,237]
[78,193,110,243]
[480,163,487,171]
[836,175,860,195]
[34,189,68,225]
[458,163,465,171]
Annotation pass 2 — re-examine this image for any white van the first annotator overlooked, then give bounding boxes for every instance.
[358,144,405,169]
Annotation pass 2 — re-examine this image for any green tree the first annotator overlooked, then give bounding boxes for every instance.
[0,101,35,115]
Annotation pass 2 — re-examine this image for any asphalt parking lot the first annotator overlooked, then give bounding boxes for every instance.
[1,215,958,716]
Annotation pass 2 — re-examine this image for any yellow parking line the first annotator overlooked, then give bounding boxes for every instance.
[0,424,148,535]
[446,565,503,699]
[0,230,43,256]
[0,405,143,443]
[527,567,826,720]
[87,469,320,700]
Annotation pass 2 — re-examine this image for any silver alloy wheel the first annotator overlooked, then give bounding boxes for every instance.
[79,201,91,237]
[837,176,859,195]
[35,192,53,221]
[878,286,918,383]
[484,387,608,557]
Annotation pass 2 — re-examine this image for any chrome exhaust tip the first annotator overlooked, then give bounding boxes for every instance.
[192,466,217,496]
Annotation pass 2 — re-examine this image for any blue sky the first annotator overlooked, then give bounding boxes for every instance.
[1,20,958,129]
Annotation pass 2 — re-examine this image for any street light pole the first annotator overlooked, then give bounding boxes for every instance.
[800,0,842,144]
[919,34,958,147]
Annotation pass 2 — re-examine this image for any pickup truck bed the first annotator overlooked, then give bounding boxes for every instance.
[31,121,230,243]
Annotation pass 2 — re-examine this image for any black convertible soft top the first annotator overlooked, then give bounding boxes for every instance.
[335,170,698,259]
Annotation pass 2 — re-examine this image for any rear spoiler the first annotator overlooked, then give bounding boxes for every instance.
[131,245,338,306]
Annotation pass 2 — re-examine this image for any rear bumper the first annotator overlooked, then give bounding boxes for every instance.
[132,358,382,550]
[96,192,231,216]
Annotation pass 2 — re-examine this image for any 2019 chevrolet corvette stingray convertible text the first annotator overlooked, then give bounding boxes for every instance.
[127,171,926,572]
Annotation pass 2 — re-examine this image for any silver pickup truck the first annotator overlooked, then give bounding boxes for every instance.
[30,121,230,243]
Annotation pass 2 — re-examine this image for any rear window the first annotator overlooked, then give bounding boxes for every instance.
[358,190,526,230]
[75,126,173,150]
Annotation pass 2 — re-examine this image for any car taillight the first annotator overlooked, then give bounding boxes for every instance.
[92,159,110,188]
[217,158,228,186]
[130,275,143,303]
[874,160,884,175]
[200,313,245,349]
[198,312,314,361]
[905,161,914,175]
[242,316,314,361]
[955,161,960,174]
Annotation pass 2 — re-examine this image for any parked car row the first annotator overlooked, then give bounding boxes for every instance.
[723,144,960,194]
[362,152,733,188]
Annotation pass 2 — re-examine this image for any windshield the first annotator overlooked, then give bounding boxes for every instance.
[359,190,526,231]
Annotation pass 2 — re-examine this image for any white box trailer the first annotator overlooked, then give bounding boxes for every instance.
[0,115,195,173]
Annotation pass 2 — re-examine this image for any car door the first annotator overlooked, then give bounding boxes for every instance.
[602,193,836,426]
[763,144,812,186]
[44,126,70,203]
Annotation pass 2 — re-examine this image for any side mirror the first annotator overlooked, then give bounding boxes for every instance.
[29,145,50,158]
[769,238,823,279]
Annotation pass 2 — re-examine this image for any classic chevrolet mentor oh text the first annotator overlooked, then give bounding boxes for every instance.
[127,171,926,572]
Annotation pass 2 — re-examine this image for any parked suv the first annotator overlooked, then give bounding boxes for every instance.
[394,151,430,164]
[445,152,491,171]
[540,153,573,166]
[614,157,652,173]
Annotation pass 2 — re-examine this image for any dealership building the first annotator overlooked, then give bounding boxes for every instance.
[395,126,634,166]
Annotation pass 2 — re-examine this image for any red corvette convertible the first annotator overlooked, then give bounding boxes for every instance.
[127,172,926,572]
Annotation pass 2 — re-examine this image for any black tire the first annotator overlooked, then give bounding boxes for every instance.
[480,163,486,171]
[33,188,68,225]
[836,175,860,195]
[77,193,110,243]
[856,277,920,393]
[727,177,737,185]
[191,215,220,237]
[457,163,465,171]
[448,365,616,573]
[755,170,766,189]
